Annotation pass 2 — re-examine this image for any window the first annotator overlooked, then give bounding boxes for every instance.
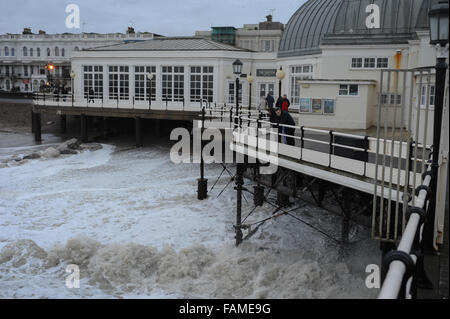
[352,58,363,68]
[420,85,435,106]
[228,82,242,104]
[162,66,184,102]
[55,47,59,57]
[190,66,214,102]
[47,48,51,57]
[61,48,65,57]
[259,83,275,97]
[84,65,104,99]
[23,47,28,57]
[74,47,79,52]
[5,47,9,56]
[261,40,274,52]
[339,84,359,96]
[290,65,313,104]
[24,66,28,77]
[11,48,15,56]
[134,66,156,101]
[377,58,388,68]
[30,48,33,57]
[37,48,40,57]
[352,57,388,69]
[364,58,375,68]
[108,66,129,100]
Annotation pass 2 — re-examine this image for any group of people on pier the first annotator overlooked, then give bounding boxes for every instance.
[265,92,296,146]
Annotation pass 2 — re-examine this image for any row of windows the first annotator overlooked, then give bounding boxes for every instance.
[82,65,214,102]
[2,46,80,57]
[351,57,388,69]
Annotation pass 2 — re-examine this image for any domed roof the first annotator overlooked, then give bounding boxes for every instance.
[278,0,436,58]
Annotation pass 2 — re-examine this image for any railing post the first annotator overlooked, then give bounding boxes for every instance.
[364,135,369,177]
[329,130,334,168]
[230,108,233,129]
[422,56,448,252]
[198,107,208,200]
[300,126,305,160]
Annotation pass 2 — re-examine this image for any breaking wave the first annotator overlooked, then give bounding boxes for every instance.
[0,237,374,299]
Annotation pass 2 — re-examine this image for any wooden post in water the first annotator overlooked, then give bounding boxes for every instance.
[80,114,88,143]
[135,117,143,147]
[235,163,244,246]
[33,112,41,142]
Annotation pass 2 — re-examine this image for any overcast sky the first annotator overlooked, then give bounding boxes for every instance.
[1,0,307,36]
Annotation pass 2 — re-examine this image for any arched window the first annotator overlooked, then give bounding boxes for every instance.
[30,48,33,56]
[37,48,40,57]
[23,47,28,57]
[74,46,79,52]
[61,48,65,57]
[55,47,59,56]
[47,48,51,57]
[11,48,15,56]
[5,47,9,56]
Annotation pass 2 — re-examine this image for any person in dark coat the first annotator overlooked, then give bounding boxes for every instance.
[89,88,95,103]
[280,94,291,111]
[270,106,296,146]
[266,93,275,109]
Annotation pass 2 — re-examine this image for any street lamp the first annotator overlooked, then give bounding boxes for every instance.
[247,72,254,111]
[276,66,286,99]
[232,59,243,118]
[422,0,449,252]
[147,72,154,108]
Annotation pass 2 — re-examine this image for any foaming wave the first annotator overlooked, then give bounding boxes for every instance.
[0,237,373,299]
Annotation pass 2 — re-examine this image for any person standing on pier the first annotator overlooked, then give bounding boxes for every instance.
[270,106,296,146]
[266,92,275,110]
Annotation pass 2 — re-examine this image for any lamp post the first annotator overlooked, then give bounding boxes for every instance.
[70,71,76,106]
[276,66,286,99]
[422,0,449,252]
[247,72,254,111]
[147,72,154,109]
[232,59,243,119]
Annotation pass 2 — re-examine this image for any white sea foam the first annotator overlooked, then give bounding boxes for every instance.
[0,133,380,298]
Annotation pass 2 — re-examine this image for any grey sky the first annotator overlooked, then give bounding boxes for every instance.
[1,0,307,36]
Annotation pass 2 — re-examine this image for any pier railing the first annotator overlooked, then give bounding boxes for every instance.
[33,93,217,112]
[378,162,433,299]
[198,106,427,201]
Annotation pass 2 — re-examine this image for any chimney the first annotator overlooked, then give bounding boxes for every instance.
[127,27,135,34]
[22,28,32,35]
[266,15,273,22]
[38,30,46,35]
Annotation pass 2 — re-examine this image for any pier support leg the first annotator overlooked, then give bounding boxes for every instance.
[102,117,109,139]
[31,111,35,133]
[154,119,161,137]
[80,114,88,143]
[33,112,41,142]
[341,188,352,244]
[254,185,265,207]
[135,117,143,147]
[60,115,67,134]
[235,163,244,246]
[318,181,326,207]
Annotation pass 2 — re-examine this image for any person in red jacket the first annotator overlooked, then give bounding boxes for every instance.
[281,94,290,111]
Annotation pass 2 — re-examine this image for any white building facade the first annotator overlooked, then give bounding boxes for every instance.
[60,0,446,134]
[0,28,156,92]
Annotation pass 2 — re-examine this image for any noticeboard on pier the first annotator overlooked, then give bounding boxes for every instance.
[299,98,335,115]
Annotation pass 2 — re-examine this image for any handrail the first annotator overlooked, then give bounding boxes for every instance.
[378,167,433,299]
